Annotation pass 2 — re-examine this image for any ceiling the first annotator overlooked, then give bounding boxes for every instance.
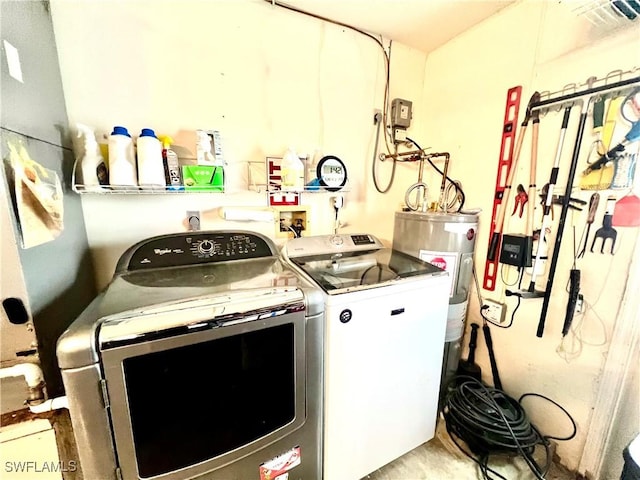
[283,0,517,53]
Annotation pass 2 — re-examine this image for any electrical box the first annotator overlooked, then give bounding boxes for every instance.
[483,299,507,324]
[500,234,532,267]
[391,98,412,129]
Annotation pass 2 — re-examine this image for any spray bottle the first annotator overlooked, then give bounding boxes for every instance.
[158,135,183,190]
[76,123,108,191]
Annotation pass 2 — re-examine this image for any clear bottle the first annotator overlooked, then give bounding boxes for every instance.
[108,126,137,189]
[281,147,305,192]
[136,128,165,189]
[76,123,108,191]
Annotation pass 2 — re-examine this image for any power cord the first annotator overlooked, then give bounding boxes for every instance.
[443,376,576,480]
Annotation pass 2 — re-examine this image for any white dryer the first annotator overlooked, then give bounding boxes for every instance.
[282,233,450,480]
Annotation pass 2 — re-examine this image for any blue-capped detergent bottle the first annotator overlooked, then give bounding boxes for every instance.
[108,126,137,189]
[137,128,165,189]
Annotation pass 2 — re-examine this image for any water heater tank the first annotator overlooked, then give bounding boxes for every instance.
[392,210,479,400]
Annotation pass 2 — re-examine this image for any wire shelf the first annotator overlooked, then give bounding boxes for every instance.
[72,184,224,194]
[565,0,640,28]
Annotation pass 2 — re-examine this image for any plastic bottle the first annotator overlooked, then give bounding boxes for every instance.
[108,126,137,189]
[76,123,108,191]
[136,128,165,189]
[281,147,305,192]
[158,135,183,191]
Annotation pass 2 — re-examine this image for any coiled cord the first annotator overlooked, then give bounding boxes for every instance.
[443,377,576,480]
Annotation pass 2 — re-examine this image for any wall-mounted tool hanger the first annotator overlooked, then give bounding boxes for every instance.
[535,73,640,338]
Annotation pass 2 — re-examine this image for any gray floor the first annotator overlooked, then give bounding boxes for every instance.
[363,417,575,480]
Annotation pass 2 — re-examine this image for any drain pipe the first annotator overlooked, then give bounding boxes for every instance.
[0,363,67,413]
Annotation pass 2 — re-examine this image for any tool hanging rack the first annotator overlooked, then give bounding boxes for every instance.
[527,69,640,338]
[532,68,639,115]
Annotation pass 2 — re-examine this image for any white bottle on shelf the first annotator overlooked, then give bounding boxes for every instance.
[281,147,305,192]
[108,126,137,189]
[76,123,107,191]
[136,128,165,189]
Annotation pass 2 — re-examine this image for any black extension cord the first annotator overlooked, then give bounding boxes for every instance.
[442,377,551,480]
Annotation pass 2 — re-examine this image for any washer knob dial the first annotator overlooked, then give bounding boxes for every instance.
[329,235,344,246]
[198,240,214,254]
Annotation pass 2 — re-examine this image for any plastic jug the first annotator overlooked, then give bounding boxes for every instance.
[137,128,165,189]
[108,126,137,188]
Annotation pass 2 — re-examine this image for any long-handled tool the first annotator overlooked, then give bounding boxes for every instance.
[523,105,572,296]
[523,104,541,268]
[577,193,600,258]
[456,323,482,382]
[591,196,618,254]
[537,96,593,338]
[482,322,502,390]
[487,92,540,262]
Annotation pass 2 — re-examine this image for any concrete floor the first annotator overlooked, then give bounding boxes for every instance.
[363,417,575,480]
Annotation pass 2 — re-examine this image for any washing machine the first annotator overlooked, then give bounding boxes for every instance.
[57,231,324,480]
[281,233,451,480]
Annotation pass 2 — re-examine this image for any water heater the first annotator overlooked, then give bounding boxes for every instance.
[392,210,479,401]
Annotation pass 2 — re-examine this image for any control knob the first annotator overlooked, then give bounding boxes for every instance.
[198,240,214,254]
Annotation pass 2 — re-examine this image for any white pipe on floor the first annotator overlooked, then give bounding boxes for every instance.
[28,396,69,414]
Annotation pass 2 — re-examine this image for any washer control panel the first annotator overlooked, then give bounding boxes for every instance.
[118,231,276,272]
[285,233,383,258]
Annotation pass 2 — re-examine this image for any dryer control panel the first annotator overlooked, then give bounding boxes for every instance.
[116,231,277,272]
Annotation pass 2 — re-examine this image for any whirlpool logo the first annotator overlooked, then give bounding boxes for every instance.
[4,461,78,473]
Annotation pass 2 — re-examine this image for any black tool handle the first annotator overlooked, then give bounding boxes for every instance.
[488,232,501,261]
[586,193,600,224]
[467,323,479,364]
[562,269,581,336]
[483,324,502,390]
[538,107,589,338]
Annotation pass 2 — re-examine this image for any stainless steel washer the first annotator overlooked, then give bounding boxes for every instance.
[57,231,324,480]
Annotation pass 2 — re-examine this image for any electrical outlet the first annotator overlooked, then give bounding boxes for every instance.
[483,299,506,323]
[373,109,382,125]
[186,210,200,231]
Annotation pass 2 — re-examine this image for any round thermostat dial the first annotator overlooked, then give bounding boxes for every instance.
[317,156,347,192]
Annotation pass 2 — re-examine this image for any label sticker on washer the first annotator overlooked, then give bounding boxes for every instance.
[259,446,301,480]
[419,250,458,297]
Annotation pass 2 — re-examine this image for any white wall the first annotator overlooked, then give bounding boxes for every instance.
[413,0,639,473]
[50,0,428,289]
[50,0,639,474]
